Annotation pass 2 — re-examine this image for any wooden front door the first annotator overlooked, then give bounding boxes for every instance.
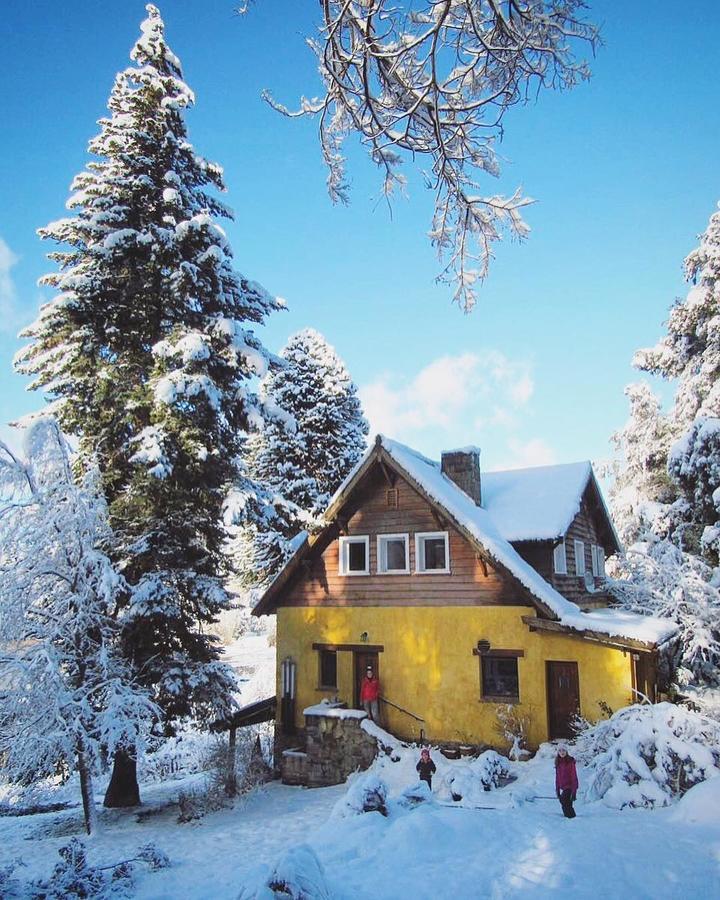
[354,650,380,708]
[546,661,580,740]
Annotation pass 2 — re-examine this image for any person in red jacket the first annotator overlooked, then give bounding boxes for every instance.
[360,665,381,722]
[555,744,579,818]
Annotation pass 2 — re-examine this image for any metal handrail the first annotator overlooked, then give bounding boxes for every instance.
[379,695,425,724]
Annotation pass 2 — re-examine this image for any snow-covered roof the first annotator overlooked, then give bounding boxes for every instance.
[323,436,675,647]
[482,461,593,542]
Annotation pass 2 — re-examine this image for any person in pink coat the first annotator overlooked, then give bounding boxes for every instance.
[555,744,579,818]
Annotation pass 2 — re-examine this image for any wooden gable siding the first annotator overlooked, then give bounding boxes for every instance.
[282,468,534,609]
[548,484,610,606]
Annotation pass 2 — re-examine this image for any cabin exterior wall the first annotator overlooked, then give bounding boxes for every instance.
[286,468,533,608]
[276,605,634,748]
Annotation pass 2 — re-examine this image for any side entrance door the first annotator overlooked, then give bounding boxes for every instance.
[354,650,380,709]
[546,661,580,740]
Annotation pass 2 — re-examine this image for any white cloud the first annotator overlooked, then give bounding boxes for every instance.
[0,236,21,333]
[504,437,558,469]
[360,351,535,439]
[359,349,557,464]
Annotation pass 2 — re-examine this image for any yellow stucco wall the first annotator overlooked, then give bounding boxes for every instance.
[276,606,634,747]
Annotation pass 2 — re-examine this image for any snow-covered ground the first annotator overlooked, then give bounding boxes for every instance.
[223,630,276,707]
[3,629,720,898]
[3,741,720,898]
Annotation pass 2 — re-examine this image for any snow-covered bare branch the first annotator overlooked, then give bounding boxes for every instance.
[263,0,598,312]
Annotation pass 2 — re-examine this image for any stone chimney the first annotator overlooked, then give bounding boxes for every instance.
[441,447,482,506]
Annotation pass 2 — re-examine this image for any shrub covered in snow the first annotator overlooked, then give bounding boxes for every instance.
[575,702,720,808]
[445,750,513,802]
[0,839,170,899]
[495,705,531,760]
[397,780,433,809]
[332,773,389,818]
[238,844,331,900]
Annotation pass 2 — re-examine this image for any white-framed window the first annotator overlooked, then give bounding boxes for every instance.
[415,531,450,574]
[338,536,370,575]
[553,540,567,575]
[377,533,410,574]
[591,544,606,577]
[574,539,586,576]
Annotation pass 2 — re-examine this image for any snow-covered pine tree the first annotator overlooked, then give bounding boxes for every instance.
[607,382,676,547]
[609,203,720,701]
[0,420,157,834]
[634,202,720,561]
[15,5,281,804]
[241,328,368,587]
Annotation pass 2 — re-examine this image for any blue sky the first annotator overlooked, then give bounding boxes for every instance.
[1,1,718,473]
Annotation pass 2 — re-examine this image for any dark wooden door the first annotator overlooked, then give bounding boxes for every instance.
[546,661,580,740]
[354,651,380,708]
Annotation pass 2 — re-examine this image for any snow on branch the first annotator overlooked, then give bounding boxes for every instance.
[0,419,157,832]
[262,0,598,312]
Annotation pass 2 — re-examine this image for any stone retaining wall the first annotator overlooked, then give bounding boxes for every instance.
[281,710,378,787]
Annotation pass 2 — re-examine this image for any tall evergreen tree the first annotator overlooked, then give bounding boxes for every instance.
[634,202,720,560]
[609,203,720,700]
[607,383,676,547]
[241,328,368,587]
[15,5,280,803]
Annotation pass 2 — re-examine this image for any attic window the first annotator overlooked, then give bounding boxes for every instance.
[553,540,567,575]
[386,488,399,508]
[574,540,586,576]
[377,533,409,574]
[339,536,370,576]
[591,545,606,577]
[415,532,450,574]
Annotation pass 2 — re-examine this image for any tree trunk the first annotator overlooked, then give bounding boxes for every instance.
[103,748,141,808]
[77,746,98,834]
[225,727,237,798]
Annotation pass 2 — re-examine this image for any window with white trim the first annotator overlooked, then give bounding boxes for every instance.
[574,539,586,576]
[415,531,450,573]
[377,533,409,574]
[591,544,605,577]
[338,536,370,575]
[553,540,567,575]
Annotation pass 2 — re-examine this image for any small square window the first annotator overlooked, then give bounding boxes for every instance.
[553,540,567,575]
[574,539,586,576]
[377,534,409,574]
[481,656,519,701]
[339,536,369,575]
[318,649,337,689]
[415,532,450,574]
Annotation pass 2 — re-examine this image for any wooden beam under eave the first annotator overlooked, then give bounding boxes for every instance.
[521,615,656,653]
[377,458,396,487]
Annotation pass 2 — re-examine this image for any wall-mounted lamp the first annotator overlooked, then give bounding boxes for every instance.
[476,639,491,654]
[360,631,369,643]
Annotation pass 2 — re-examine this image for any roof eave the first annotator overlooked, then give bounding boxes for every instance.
[521,614,659,653]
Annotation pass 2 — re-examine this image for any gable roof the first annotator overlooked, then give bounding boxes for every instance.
[254,436,675,649]
[483,461,619,550]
